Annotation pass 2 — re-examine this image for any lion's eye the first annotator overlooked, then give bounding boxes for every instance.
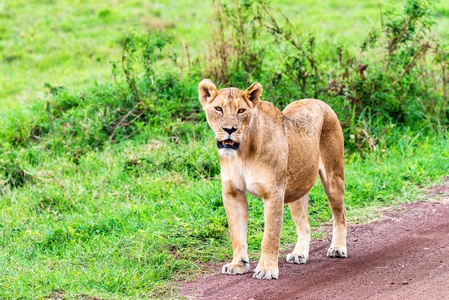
[237,108,246,114]
[215,107,222,112]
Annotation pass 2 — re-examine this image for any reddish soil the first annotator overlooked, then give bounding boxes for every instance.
[180,181,449,300]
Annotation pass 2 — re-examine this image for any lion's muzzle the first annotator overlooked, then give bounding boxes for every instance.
[217,139,240,150]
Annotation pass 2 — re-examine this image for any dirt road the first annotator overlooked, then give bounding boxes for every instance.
[181,182,449,299]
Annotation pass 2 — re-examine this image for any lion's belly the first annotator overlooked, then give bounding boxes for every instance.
[283,126,321,204]
[283,163,319,203]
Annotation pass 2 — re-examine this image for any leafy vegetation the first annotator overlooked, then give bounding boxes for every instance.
[0,0,448,298]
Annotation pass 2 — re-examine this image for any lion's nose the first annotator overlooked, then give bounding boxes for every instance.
[222,127,237,135]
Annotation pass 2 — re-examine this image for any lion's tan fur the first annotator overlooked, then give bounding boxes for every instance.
[199,79,347,280]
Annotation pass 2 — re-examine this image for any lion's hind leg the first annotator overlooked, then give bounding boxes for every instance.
[286,193,311,264]
[319,156,347,258]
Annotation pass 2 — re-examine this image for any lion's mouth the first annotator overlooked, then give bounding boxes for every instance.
[217,139,240,150]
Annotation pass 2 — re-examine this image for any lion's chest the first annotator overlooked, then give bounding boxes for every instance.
[220,157,280,200]
[246,181,267,199]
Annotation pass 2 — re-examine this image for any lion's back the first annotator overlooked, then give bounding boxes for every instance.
[283,99,342,137]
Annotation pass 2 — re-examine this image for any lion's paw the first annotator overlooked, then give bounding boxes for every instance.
[253,268,279,280]
[222,259,250,275]
[286,253,308,264]
[327,246,347,258]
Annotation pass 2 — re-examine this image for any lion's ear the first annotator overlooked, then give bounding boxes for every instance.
[243,82,262,107]
[198,79,218,108]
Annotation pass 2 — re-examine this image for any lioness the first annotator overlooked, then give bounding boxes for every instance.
[198,79,347,280]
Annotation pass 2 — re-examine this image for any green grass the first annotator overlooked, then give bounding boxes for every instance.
[0,0,207,110]
[2,0,448,110]
[1,0,449,298]
[1,120,448,298]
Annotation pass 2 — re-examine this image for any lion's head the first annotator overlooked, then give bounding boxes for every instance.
[198,79,263,156]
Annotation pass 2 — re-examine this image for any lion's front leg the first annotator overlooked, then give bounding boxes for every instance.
[222,182,250,275]
[253,192,284,280]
